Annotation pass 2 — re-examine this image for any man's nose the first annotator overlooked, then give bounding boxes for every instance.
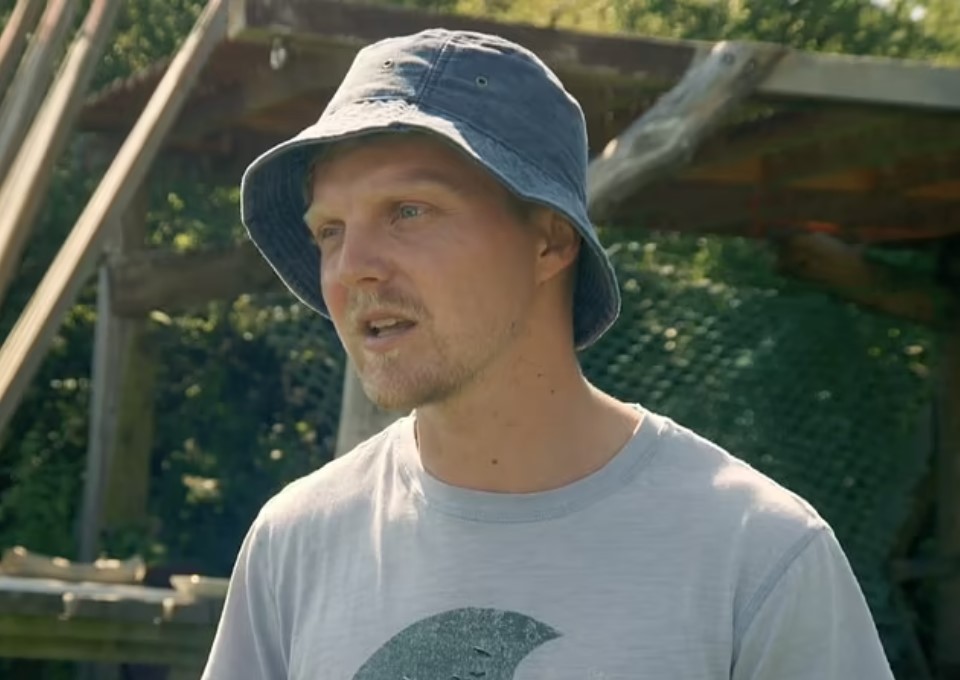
[328,220,391,289]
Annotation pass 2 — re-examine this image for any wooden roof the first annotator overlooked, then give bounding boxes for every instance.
[78,0,960,244]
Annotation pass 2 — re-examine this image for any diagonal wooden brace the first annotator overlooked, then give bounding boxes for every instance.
[587,41,786,221]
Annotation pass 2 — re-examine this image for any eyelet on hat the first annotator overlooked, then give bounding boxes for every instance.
[475,75,489,87]
[382,58,394,69]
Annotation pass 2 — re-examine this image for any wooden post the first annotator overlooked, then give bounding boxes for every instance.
[0,0,77,181]
[0,0,228,439]
[0,0,124,309]
[78,186,154,563]
[776,232,960,329]
[936,327,960,679]
[0,0,45,99]
[76,186,155,680]
[334,361,404,457]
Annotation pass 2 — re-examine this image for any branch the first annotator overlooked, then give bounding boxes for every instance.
[776,232,959,329]
[587,41,787,220]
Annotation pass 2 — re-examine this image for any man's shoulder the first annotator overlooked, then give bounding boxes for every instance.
[646,411,827,538]
[255,416,409,530]
[641,412,834,609]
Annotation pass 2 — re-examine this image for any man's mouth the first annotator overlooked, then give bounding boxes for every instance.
[364,317,417,339]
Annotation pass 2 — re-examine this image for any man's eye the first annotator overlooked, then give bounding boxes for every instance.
[397,204,425,220]
[316,224,343,242]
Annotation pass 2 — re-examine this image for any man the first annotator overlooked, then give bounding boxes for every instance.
[202,28,894,679]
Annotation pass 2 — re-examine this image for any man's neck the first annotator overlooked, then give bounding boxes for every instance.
[413,351,642,494]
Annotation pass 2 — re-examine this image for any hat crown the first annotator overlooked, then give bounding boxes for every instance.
[323,29,589,200]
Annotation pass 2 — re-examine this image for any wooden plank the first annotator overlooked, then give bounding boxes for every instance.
[230,0,960,111]
[0,0,229,438]
[0,0,45,98]
[108,240,282,316]
[613,180,960,242]
[0,0,124,309]
[748,117,960,190]
[763,48,960,111]
[171,45,355,142]
[587,41,786,221]
[685,110,960,188]
[936,318,960,677]
[0,590,64,617]
[228,0,700,88]
[776,232,960,328]
[103,187,960,319]
[78,186,154,563]
[0,615,214,666]
[0,0,77,181]
[334,363,403,458]
[0,586,221,625]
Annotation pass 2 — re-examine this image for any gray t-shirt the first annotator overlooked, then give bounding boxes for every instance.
[202,410,894,679]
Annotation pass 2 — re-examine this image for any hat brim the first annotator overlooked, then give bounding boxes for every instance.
[240,98,620,350]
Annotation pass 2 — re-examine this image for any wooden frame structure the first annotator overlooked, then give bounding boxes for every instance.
[1,0,960,676]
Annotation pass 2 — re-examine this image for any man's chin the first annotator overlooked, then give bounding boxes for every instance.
[360,376,450,414]
[359,377,420,413]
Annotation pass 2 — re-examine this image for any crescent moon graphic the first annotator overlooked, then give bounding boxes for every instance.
[352,607,561,679]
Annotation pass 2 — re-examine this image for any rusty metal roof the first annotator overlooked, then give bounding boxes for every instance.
[78,0,960,245]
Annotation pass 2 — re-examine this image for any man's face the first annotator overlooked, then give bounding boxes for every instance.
[306,134,544,411]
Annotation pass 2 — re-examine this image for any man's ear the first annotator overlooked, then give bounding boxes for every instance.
[532,207,581,285]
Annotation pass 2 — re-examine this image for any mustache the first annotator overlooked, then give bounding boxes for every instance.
[345,289,427,324]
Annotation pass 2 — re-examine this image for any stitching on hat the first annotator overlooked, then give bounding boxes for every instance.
[415,36,455,106]
[418,99,581,202]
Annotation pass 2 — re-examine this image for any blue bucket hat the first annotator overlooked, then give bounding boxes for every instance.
[240,28,620,349]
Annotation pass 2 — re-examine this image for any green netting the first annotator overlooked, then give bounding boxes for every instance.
[578,236,932,666]
[256,233,933,667]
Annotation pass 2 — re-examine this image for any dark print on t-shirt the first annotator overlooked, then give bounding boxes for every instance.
[353,607,561,679]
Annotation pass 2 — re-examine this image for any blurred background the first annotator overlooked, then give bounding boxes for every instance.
[1,0,959,678]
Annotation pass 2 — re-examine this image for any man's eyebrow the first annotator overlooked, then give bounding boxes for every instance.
[305,166,475,221]
[385,167,474,195]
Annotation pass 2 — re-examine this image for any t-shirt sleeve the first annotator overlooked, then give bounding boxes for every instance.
[201,515,287,679]
[732,526,895,680]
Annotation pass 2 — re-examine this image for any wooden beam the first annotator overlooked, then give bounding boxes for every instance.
[334,363,404,458]
[228,0,701,88]
[0,0,229,438]
[745,116,960,190]
[686,110,957,185]
[587,41,786,221]
[78,187,154,564]
[230,0,960,112]
[0,0,78,181]
[0,0,124,309]
[110,243,405,460]
[0,0,45,98]
[614,180,960,242]
[0,615,214,667]
[170,46,354,142]
[763,48,960,112]
[936,325,960,677]
[108,241,282,316]
[775,232,960,328]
